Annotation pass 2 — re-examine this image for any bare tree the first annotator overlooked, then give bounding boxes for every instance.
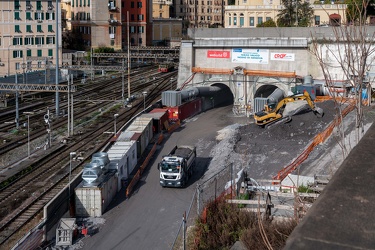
[309,0,375,158]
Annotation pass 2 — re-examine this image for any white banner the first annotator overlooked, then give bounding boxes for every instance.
[232,48,269,64]
[270,53,295,61]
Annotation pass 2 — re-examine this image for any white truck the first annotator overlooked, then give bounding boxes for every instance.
[158,145,196,187]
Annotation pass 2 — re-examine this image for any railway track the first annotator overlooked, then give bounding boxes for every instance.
[0,67,162,158]
[0,70,177,248]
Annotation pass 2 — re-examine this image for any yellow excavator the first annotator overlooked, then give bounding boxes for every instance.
[254,91,324,128]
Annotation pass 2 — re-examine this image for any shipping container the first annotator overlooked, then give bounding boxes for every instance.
[167,98,202,121]
[140,111,169,133]
[107,141,137,191]
[75,170,118,217]
[126,117,153,158]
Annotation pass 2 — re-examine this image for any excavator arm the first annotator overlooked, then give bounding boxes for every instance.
[254,91,324,128]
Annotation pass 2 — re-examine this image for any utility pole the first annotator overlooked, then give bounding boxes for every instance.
[55,0,60,117]
[127,11,131,99]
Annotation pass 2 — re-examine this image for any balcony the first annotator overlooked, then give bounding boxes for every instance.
[108,19,119,25]
[108,6,118,11]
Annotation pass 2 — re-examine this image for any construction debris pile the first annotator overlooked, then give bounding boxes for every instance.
[209,101,342,179]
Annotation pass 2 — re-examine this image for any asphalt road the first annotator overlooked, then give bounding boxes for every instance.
[81,104,248,250]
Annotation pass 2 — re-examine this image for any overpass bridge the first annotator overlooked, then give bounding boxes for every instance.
[177,27,375,115]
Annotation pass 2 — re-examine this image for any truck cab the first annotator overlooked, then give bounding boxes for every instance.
[158,146,196,187]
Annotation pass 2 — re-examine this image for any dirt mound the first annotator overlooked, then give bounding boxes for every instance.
[235,100,336,179]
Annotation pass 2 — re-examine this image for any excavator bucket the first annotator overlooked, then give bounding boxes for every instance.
[313,106,324,117]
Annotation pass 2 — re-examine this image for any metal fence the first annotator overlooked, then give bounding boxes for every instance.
[171,163,241,250]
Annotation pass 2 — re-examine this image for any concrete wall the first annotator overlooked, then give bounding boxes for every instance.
[178,27,375,114]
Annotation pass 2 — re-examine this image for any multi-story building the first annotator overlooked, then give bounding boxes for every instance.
[152,0,173,18]
[123,0,153,46]
[65,0,152,49]
[224,0,347,28]
[175,0,225,28]
[0,0,62,78]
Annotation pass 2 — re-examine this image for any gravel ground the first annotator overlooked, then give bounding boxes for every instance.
[206,100,375,182]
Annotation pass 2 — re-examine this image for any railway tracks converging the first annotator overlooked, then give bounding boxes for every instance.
[0,68,178,248]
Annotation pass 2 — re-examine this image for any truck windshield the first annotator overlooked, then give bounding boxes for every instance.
[160,162,180,173]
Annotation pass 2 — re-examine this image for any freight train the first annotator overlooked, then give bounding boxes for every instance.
[158,63,174,72]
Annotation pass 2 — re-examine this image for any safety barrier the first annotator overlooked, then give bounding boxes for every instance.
[167,120,181,133]
[125,133,163,197]
[273,102,355,182]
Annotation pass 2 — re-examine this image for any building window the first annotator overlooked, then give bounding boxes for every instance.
[233,17,237,25]
[131,2,134,8]
[229,17,231,25]
[315,15,320,25]
[37,50,42,57]
[138,26,144,33]
[130,26,135,33]
[240,17,244,27]
[138,14,143,21]
[48,49,53,57]
[26,12,32,20]
[14,0,21,10]
[250,17,254,26]
[257,17,263,25]
[35,37,44,45]
[35,12,44,21]
[37,25,42,32]
[138,2,142,8]
[131,14,134,21]
[138,37,142,45]
[109,26,116,34]
[47,36,55,44]
[266,17,271,21]
[159,13,162,18]
[13,37,23,45]
[46,12,55,20]
[13,51,23,59]
[15,25,21,33]
[160,4,162,9]
[36,1,42,10]
[27,50,32,57]
[48,25,53,32]
[25,37,34,45]
[15,12,21,20]
[26,25,32,32]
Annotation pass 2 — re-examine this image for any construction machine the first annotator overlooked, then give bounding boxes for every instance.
[254,91,324,128]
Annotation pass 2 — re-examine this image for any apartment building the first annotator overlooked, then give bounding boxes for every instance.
[153,0,172,18]
[0,0,61,78]
[224,0,347,28]
[175,0,225,28]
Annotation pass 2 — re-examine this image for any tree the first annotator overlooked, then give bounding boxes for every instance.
[257,19,277,27]
[277,0,314,27]
[62,30,86,51]
[309,0,375,157]
[346,0,375,23]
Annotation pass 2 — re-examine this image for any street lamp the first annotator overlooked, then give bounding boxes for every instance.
[114,113,119,135]
[24,112,34,158]
[69,152,76,205]
[170,77,174,90]
[142,91,147,112]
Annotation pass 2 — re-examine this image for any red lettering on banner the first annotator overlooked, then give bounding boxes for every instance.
[207,50,231,58]
[274,53,287,59]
